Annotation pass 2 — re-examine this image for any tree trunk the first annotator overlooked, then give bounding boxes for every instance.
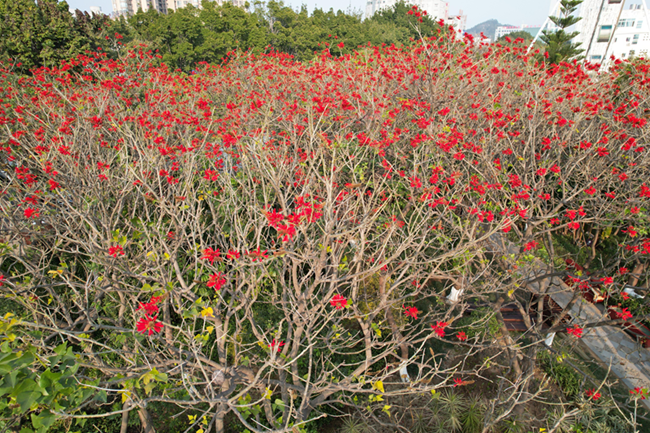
[137,407,156,433]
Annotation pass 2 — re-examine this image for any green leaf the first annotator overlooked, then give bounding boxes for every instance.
[31,410,56,429]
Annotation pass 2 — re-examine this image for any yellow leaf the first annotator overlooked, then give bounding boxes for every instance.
[372,380,384,394]
[188,415,196,422]
[121,391,131,403]
[206,326,214,334]
[197,430,204,433]
[264,387,272,400]
[201,307,214,318]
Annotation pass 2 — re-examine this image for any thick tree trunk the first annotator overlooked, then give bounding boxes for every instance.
[120,400,131,433]
[137,406,156,433]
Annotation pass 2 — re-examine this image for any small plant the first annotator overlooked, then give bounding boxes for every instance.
[338,415,370,433]
[430,390,467,432]
[410,409,430,433]
[462,396,485,433]
[501,415,527,433]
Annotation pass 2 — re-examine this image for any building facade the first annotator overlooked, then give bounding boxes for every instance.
[575,0,650,63]
[365,0,448,21]
[495,25,543,41]
[112,0,246,17]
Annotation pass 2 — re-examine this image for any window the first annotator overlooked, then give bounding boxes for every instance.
[633,34,639,44]
[591,55,602,60]
[638,20,644,29]
[630,50,635,57]
[598,25,613,43]
[609,0,622,3]
[622,52,626,58]
[618,19,635,27]
[626,37,631,42]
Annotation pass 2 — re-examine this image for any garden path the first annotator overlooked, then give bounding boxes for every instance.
[488,233,650,410]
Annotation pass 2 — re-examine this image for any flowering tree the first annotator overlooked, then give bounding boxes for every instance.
[0,27,649,432]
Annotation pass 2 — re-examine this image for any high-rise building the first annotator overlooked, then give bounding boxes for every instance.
[575,0,650,63]
[365,0,448,21]
[113,0,246,17]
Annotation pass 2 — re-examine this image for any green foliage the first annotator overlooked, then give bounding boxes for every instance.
[0,0,111,73]
[0,0,444,73]
[539,0,584,64]
[0,339,102,433]
[538,349,582,399]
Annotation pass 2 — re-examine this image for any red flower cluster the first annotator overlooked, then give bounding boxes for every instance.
[431,321,448,338]
[567,324,583,338]
[331,294,348,310]
[137,315,163,336]
[403,305,419,320]
[207,272,227,291]
[108,245,124,258]
[585,388,601,400]
[269,339,285,352]
[201,247,221,264]
[630,387,648,400]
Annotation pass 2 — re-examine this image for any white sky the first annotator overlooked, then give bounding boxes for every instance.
[65,0,553,30]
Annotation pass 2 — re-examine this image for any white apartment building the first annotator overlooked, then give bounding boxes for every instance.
[447,9,467,34]
[112,0,245,17]
[574,0,650,62]
[495,25,543,41]
[365,0,448,21]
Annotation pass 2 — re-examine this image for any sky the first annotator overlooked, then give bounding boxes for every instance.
[65,0,552,29]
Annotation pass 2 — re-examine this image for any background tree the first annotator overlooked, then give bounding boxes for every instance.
[538,0,584,64]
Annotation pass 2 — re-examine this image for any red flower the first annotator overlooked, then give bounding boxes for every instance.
[431,321,448,337]
[584,186,596,195]
[617,307,633,321]
[337,42,345,49]
[137,301,159,315]
[631,387,648,399]
[48,179,60,191]
[624,226,638,237]
[276,223,296,242]
[108,245,124,257]
[567,222,580,230]
[457,331,467,341]
[269,339,285,352]
[201,247,221,264]
[24,207,40,219]
[567,324,583,338]
[0,275,5,287]
[247,247,269,262]
[403,305,419,320]
[136,315,163,336]
[453,378,465,387]
[331,294,348,310]
[524,241,538,251]
[586,389,601,400]
[207,272,226,291]
[226,250,240,260]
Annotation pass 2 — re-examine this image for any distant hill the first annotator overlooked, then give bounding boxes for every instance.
[465,19,510,39]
